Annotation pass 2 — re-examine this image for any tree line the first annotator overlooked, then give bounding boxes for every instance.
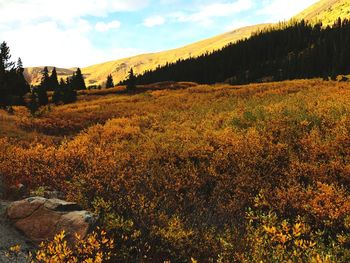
[132,18,350,85]
[0,42,30,107]
[0,41,91,112]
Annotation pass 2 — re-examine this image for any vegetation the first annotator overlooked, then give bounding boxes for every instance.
[2,79,350,261]
[32,229,115,263]
[126,68,136,91]
[105,74,114,89]
[0,41,30,107]
[132,19,350,85]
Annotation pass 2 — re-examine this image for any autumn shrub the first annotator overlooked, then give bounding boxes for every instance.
[31,229,115,263]
[2,80,350,261]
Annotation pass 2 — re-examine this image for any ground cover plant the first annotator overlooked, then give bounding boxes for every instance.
[2,79,350,262]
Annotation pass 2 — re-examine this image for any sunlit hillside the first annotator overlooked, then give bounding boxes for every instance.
[24,0,350,87]
[82,24,268,86]
[3,79,350,261]
[25,24,268,86]
[24,66,75,86]
[294,0,350,25]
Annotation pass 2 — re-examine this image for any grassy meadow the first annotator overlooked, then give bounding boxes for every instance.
[2,79,350,261]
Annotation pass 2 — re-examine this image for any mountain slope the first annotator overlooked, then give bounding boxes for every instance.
[25,0,350,87]
[24,67,75,86]
[294,0,350,25]
[25,24,268,86]
[82,24,268,86]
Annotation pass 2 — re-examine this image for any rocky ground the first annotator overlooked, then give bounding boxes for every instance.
[0,198,33,262]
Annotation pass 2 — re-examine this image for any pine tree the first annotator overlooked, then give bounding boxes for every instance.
[37,67,49,105]
[0,41,15,71]
[126,68,136,91]
[14,57,30,104]
[0,43,29,107]
[28,89,39,115]
[52,78,64,104]
[0,42,13,106]
[49,67,59,91]
[62,77,77,103]
[71,68,86,90]
[106,74,114,88]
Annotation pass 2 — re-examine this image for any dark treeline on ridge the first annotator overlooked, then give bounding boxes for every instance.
[0,40,87,110]
[0,42,30,107]
[131,18,350,85]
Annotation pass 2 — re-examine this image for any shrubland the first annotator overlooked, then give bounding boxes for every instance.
[2,79,350,262]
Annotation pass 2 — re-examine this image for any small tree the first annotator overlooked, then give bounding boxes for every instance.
[62,77,77,103]
[37,67,49,105]
[28,88,39,115]
[106,74,114,88]
[49,67,59,91]
[52,78,64,104]
[14,58,30,104]
[71,68,86,90]
[126,68,136,91]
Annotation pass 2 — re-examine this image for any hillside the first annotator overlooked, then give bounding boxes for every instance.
[134,21,350,85]
[25,24,267,86]
[82,24,268,86]
[24,66,75,85]
[24,0,350,87]
[294,0,350,25]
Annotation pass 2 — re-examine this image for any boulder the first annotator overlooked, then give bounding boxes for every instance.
[6,197,97,243]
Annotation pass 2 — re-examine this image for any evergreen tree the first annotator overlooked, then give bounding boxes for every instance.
[0,43,29,107]
[62,77,77,103]
[71,68,86,90]
[106,74,114,88]
[0,41,15,71]
[37,67,49,105]
[126,68,136,91]
[52,78,64,104]
[13,58,30,104]
[28,89,39,115]
[49,67,59,91]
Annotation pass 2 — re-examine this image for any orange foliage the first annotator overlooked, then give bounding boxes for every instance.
[2,79,350,261]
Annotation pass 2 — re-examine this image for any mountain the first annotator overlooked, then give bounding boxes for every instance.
[25,24,269,86]
[294,0,350,25]
[24,67,75,86]
[134,20,350,85]
[25,0,350,87]
[82,24,268,86]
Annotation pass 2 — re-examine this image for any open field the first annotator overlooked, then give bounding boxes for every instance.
[2,79,350,261]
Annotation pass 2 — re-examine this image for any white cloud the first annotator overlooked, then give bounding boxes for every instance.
[173,0,254,26]
[259,0,319,21]
[0,0,149,68]
[143,16,166,27]
[95,21,121,32]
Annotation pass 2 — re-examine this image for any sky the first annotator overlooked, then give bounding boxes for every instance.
[0,0,319,68]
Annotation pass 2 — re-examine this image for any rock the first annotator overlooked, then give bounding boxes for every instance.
[6,197,97,243]
[0,200,33,263]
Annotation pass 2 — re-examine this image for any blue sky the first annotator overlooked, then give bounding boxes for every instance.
[0,0,319,68]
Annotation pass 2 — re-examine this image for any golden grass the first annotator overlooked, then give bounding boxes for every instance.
[294,0,350,25]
